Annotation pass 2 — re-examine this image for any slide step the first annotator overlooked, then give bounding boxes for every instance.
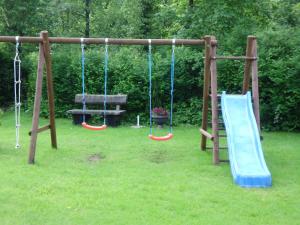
[206,147,227,150]
[209,94,221,98]
[220,159,230,163]
[208,121,224,126]
[208,107,222,111]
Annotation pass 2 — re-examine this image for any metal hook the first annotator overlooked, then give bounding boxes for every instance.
[148,39,152,51]
[15,36,20,53]
[172,39,176,48]
[80,38,84,48]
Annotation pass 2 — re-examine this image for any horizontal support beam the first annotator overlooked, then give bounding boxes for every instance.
[0,35,205,46]
[28,124,50,136]
[203,56,257,60]
[199,128,214,140]
[212,56,257,60]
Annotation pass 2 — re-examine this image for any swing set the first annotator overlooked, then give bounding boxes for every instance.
[0,31,261,166]
[79,37,108,130]
[78,36,176,137]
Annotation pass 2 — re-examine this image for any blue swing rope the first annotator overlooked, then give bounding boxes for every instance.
[81,38,108,125]
[148,39,175,135]
[169,39,175,133]
[103,38,108,125]
[80,38,86,123]
[148,39,153,135]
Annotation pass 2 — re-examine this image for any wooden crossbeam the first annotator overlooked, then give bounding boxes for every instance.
[212,56,257,60]
[0,36,205,46]
[199,128,214,140]
[28,124,51,136]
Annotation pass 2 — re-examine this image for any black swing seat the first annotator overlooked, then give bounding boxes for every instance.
[67,94,127,126]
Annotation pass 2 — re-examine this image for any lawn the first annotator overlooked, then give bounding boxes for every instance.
[0,112,299,225]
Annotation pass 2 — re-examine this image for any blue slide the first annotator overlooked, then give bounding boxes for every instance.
[221,91,272,188]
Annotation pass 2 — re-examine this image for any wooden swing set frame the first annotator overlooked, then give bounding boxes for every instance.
[0,31,260,165]
[200,35,260,164]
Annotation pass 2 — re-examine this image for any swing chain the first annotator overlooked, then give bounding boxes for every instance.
[14,36,21,148]
[80,38,86,122]
[148,39,152,134]
[169,39,176,133]
[103,38,109,125]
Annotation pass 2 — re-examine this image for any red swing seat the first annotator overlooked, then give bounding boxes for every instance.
[148,133,173,141]
[82,122,107,131]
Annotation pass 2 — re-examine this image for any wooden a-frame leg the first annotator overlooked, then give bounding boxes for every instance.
[251,38,261,133]
[201,36,212,150]
[28,39,45,164]
[210,37,219,164]
[42,31,57,149]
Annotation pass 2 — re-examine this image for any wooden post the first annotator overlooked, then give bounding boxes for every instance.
[201,36,212,150]
[28,31,58,164]
[210,37,219,164]
[41,31,57,149]
[28,35,45,164]
[251,37,261,132]
[242,36,255,94]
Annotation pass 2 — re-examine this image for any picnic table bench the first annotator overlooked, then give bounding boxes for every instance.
[67,94,127,126]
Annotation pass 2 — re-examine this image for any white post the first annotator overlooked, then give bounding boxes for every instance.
[137,115,140,126]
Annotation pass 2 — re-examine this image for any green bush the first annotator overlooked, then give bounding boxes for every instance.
[4,30,300,131]
[258,27,300,130]
[25,45,204,125]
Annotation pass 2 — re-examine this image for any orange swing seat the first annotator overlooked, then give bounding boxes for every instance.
[82,122,107,131]
[148,133,173,141]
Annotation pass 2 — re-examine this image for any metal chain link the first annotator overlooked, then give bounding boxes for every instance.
[148,39,152,134]
[14,36,21,148]
[169,39,176,133]
[103,38,108,125]
[80,38,86,122]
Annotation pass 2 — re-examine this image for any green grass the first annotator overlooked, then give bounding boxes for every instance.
[0,112,299,225]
